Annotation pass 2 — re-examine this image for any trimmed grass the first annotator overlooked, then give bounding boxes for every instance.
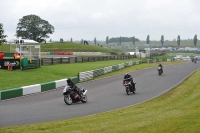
[0,58,148,90]
[0,60,199,133]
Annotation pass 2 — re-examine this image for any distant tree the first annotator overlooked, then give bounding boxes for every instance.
[70,38,73,43]
[94,37,97,45]
[119,36,122,45]
[193,34,197,46]
[132,36,135,45]
[109,37,139,43]
[106,36,109,46]
[177,35,180,46]
[81,39,83,44]
[0,23,7,45]
[16,14,54,43]
[146,35,150,44]
[160,35,164,46]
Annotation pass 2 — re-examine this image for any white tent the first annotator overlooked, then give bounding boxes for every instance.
[7,38,39,44]
[23,39,39,44]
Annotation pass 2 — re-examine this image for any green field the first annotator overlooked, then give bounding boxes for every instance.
[1,60,199,133]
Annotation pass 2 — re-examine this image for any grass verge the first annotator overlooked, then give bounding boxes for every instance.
[0,58,147,90]
[0,60,199,132]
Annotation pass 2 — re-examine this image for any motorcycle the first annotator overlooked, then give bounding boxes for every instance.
[157,66,163,76]
[123,79,136,95]
[63,85,88,105]
[194,60,197,64]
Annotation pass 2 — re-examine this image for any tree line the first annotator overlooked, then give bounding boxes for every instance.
[146,34,198,47]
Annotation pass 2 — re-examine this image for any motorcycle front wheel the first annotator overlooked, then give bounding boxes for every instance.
[158,71,161,76]
[126,88,131,95]
[64,95,73,105]
[81,95,88,103]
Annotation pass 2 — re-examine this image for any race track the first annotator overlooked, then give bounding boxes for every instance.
[0,61,199,127]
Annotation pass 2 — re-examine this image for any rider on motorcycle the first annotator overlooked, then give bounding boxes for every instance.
[66,78,82,99]
[194,57,197,63]
[158,63,163,73]
[191,57,194,62]
[123,73,135,90]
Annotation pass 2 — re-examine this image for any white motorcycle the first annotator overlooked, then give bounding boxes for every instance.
[157,66,163,76]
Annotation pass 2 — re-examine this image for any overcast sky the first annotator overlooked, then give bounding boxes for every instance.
[0,0,199,41]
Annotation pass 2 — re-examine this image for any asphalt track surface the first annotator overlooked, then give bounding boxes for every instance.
[0,61,199,127]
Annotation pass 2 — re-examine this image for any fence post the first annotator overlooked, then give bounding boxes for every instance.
[51,58,54,65]
[37,59,39,67]
[41,58,43,66]
[60,58,63,63]
[68,57,70,63]
[75,57,77,63]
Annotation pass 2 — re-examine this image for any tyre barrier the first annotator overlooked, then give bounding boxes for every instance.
[78,58,172,82]
[78,60,142,82]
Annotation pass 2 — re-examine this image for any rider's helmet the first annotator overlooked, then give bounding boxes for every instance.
[67,78,72,84]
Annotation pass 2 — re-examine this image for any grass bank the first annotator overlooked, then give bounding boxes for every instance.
[0,60,199,133]
[0,42,122,53]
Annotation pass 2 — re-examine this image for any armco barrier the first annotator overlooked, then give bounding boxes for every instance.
[0,76,79,100]
[40,55,136,66]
